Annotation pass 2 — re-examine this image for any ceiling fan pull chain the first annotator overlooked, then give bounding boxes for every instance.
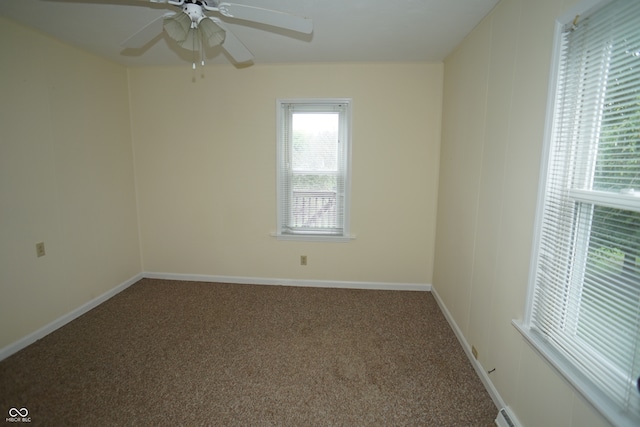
[200,27,205,67]
[192,27,197,70]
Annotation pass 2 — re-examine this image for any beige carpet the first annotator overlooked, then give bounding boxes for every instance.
[0,279,497,426]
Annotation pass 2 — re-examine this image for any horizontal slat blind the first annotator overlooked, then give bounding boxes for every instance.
[531,0,640,423]
[277,101,350,236]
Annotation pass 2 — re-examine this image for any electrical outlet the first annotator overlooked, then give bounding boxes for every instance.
[472,345,478,360]
[36,242,46,258]
[300,255,307,266]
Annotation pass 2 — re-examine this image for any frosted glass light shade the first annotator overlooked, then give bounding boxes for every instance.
[164,14,225,50]
[163,12,191,42]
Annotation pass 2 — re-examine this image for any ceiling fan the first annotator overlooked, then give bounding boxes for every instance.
[121,0,313,66]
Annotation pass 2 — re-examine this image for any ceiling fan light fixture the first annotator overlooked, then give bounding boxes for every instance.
[120,0,313,65]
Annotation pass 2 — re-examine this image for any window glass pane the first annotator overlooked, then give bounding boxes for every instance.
[577,205,640,376]
[290,175,338,229]
[292,174,337,192]
[593,27,640,192]
[292,113,339,172]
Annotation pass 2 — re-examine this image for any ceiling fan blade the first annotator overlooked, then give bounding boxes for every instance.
[121,12,173,48]
[216,3,313,34]
[209,18,253,63]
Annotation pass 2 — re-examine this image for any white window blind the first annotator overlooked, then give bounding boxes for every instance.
[523,1,640,426]
[276,99,351,239]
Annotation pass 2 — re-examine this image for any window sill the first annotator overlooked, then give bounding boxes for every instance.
[270,232,356,242]
[512,320,639,427]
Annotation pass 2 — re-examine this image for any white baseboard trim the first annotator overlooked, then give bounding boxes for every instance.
[143,272,431,292]
[430,286,508,414]
[0,272,144,362]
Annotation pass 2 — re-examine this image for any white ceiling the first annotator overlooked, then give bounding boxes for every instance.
[0,0,499,67]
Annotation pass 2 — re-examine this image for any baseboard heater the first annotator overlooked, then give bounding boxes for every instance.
[495,407,519,427]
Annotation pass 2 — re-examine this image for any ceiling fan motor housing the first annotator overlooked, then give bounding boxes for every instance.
[182,2,207,27]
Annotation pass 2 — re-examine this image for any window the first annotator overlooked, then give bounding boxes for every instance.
[276,99,352,240]
[518,1,640,426]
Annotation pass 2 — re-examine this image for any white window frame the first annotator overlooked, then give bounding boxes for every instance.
[514,1,640,426]
[275,98,353,242]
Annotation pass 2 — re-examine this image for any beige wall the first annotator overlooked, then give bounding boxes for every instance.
[0,17,141,349]
[434,0,611,426]
[129,62,442,285]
